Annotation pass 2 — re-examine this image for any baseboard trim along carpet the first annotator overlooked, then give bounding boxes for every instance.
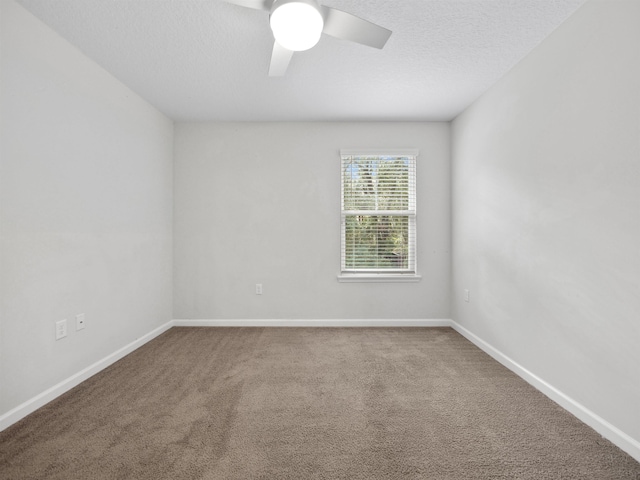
[2,318,638,464]
[0,320,174,432]
[450,320,640,463]
[171,319,452,327]
[4,326,638,478]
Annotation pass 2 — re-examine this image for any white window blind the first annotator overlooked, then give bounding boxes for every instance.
[340,150,418,277]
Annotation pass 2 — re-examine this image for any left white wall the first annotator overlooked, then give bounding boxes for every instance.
[0,0,173,420]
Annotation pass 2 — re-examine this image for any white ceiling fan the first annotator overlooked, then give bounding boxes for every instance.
[226,0,392,76]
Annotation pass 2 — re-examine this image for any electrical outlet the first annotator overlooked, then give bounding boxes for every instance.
[55,319,67,340]
[76,313,86,331]
[256,283,263,295]
[464,289,470,302]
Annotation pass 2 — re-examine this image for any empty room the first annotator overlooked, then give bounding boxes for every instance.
[1,0,639,478]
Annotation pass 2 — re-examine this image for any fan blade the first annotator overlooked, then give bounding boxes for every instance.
[321,6,392,49]
[269,41,294,76]
[225,0,272,11]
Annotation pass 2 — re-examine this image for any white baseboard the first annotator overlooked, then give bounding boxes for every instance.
[450,320,640,463]
[0,320,173,432]
[4,317,638,464]
[172,318,453,327]
[0,319,448,432]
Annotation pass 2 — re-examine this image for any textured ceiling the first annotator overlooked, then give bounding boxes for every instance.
[16,0,587,122]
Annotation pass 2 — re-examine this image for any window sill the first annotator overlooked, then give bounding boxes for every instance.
[337,274,422,283]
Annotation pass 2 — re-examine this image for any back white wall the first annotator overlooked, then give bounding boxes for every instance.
[174,122,450,320]
[451,0,640,450]
[0,0,173,419]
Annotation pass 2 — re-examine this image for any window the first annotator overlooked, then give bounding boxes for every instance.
[339,149,420,282]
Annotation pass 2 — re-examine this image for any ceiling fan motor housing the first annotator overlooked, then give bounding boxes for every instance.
[269,0,324,51]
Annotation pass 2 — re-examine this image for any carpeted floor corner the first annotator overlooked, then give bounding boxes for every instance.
[1,327,638,479]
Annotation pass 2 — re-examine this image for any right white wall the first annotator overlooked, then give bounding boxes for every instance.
[451,0,640,457]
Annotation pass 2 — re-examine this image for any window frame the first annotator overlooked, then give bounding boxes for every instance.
[338,149,421,283]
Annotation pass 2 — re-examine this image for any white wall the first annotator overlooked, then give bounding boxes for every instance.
[6,0,637,459]
[452,0,640,449]
[174,122,450,320]
[0,0,173,417]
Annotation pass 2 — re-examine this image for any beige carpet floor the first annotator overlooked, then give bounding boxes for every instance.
[1,327,638,479]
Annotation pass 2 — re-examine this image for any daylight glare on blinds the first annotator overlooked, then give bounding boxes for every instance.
[341,152,417,274]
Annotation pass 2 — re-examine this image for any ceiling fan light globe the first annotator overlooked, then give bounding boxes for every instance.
[270,1,324,52]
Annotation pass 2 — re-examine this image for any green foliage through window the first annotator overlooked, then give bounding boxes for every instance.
[341,153,416,273]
